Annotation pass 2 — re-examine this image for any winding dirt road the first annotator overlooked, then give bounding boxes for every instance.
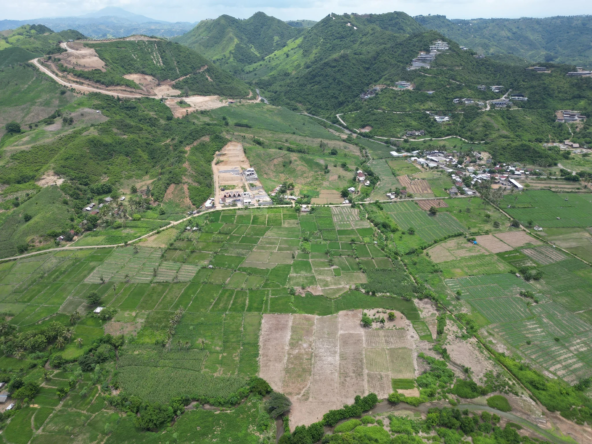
[31,57,146,98]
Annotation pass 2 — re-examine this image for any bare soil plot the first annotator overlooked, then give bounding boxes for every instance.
[260,309,418,428]
[166,96,226,118]
[259,314,292,391]
[36,171,65,187]
[56,42,105,71]
[494,231,542,248]
[417,199,448,211]
[312,190,343,205]
[398,175,432,196]
[522,246,567,265]
[428,237,490,263]
[475,234,514,253]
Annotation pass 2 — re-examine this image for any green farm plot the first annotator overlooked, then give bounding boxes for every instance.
[469,297,531,324]
[369,159,401,200]
[446,273,536,300]
[502,190,592,228]
[438,254,514,278]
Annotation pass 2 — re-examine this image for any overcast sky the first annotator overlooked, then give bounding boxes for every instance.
[3,0,592,22]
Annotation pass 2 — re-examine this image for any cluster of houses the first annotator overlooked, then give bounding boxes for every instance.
[409,40,449,70]
[220,190,253,206]
[83,196,125,214]
[556,110,587,123]
[566,67,592,77]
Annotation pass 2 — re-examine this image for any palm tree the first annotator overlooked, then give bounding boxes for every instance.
[15,349,25,360]
[76,338,83,348]
[64,328,73,342]
[55,336,66,349]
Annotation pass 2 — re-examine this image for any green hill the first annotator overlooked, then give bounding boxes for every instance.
[0,24,85,65]
[415,15,592,68]
[173,12,304,74]
[60,39,251,97]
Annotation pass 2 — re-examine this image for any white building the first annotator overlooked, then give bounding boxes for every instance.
[509,178,524,191]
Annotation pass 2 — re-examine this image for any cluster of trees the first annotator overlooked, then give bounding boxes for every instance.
[1,320,75,357]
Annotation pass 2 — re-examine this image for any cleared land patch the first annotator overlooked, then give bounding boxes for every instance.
[260,309,417,427]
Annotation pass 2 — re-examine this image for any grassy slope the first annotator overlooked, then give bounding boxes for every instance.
[0,24,84,61]
[0,186,71,257]
[0,64,75,137]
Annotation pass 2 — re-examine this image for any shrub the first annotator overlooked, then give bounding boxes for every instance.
[334,419,362,433]
[266,392,292,419]
[5,122,21,133]
[451,379,488,399]
[487,395,512,412]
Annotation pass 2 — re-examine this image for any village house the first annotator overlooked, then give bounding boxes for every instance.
[243,168,258,181]
[356,170,366,182]
[434,115,450,123]
[395,81,412,89]
[405,130,425,137]
[557,111,587,123]
[477,85,486,91]
[490,86,504,93]
[492,99,512,108]
[430,40,449,51]
[565,140,581,148]
[510,94,527,101]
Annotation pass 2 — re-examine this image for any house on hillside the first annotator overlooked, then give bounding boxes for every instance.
[406,130,425,137]
[490,86,504,93]
[529,66,549,72]
[510,94,527,101]
[395,81,412,90]
[356,171,366,182]
[557,111,587,123]
[477,85,486,91]
[434,116,450,123]
[430,40,449,51]
[492,99,512,108]
[567,67,592,77]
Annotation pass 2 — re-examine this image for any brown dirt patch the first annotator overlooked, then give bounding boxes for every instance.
[428,237,490,263]
[417,199,448,211]
[36,171,65,187]
[165,96,226,118]
[104,321,141,336]
[56,42,105,71]
[494,231,542,248]
[475,234,514,253]
[398,175,432,195]
[311,190,343,204]
[359,126,373,132]
[259,314,292,392]
[261,309,419,428]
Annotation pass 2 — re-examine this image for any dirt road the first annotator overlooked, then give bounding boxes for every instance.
[31,58,146,98]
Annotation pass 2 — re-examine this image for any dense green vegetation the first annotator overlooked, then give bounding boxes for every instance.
[174,12,304,74]
[416,14,592,68]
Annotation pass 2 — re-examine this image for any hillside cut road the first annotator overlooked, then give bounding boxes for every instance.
[30,57,146,98]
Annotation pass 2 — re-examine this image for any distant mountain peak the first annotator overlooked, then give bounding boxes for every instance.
[79,7,159,23]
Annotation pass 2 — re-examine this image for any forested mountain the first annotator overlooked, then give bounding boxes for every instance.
[173,12,304,74]
[415,15,592,68]
[0,25,85,67]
